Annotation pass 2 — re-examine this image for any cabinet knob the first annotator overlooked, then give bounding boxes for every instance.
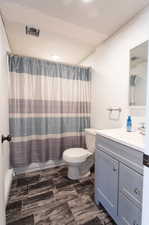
[133,220,138,225]
[113,165,117,172]
[134,188,140,196]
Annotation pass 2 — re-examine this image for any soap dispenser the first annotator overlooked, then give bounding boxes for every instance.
[127,115,132,132]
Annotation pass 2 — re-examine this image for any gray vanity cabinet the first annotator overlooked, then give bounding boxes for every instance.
[95,134,143,225]
[95,150,118,219]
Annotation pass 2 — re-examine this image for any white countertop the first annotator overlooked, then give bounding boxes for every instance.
[96,128,145,152]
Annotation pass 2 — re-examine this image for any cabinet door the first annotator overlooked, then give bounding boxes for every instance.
[95,150,119,219]
[119,193,142,225]
[119,163,143,208]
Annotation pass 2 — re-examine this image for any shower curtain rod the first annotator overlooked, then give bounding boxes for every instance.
[6,51,91,69]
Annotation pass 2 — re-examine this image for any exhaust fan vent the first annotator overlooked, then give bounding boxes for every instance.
[25,26,40,37]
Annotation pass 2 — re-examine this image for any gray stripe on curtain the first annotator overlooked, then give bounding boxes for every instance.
[9,55,91,168]
[9,99,91,114]
[10,135,86,168]
[9,55,91,81]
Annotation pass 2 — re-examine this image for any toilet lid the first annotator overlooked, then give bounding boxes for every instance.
[63,148,92,163]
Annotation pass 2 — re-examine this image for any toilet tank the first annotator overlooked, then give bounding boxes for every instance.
[85,128,97,153]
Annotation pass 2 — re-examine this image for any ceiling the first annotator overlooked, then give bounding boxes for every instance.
[1,0,149,64]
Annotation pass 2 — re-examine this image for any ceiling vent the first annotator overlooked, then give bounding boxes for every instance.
[25,26,40,37]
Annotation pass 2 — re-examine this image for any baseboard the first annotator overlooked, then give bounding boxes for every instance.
[15,160,66,175]
[5,168,13,206]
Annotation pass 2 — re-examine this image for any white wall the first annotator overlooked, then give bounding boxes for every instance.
[82,6,149,129]
[0,14,12,204]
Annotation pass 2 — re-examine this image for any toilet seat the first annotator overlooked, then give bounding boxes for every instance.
[63,148,92,163]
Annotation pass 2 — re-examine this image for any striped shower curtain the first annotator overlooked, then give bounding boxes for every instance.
[9,55,91,168]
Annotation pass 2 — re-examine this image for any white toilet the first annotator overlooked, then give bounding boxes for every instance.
[63,128,97,180]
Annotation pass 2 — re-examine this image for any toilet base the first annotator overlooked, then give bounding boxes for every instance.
[81,171,91,178]
[67,164,91,180]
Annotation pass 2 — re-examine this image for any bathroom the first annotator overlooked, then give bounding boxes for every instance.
[0,0,149,225]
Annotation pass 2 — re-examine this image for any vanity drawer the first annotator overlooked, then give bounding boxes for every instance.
[119,163,143,208]
[119,193,142,225]
[96,134,143,174]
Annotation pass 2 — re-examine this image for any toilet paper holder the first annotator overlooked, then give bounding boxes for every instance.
[107,107,122,113]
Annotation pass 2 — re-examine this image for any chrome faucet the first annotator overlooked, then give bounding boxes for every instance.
[138,122,145,135]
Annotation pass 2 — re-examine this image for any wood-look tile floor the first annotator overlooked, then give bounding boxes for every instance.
[6,166,116,225]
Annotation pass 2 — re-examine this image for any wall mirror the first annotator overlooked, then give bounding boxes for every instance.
[129,41,148,106]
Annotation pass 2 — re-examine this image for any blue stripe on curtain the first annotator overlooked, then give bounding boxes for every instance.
[9,55,91,81]
[10,117,90,137]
